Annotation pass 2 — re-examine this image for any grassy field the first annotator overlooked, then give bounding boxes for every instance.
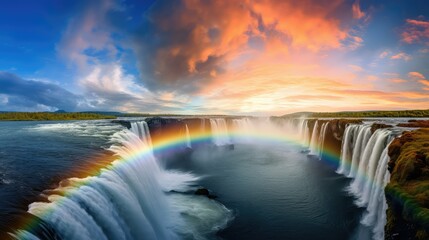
[283,109,429,118]
[386,128,429,239]
[0,112,117,121]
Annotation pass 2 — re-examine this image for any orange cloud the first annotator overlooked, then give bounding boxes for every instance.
[401,19,429,44]
[352,0,365,19]
[379,50,390,58]
[134,0,362,91]
[390,78,407,83]
[251,0,351,51]
[419,80,429,90]
[408,71,426,79]
[191,56,429,115]
[118,0,429,114]
[390,52,411,61]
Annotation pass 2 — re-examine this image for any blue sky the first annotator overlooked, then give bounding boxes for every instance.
[0,0,428,114]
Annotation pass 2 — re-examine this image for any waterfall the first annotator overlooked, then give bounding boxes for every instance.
[337,124,393,240]
[297,119,304,140]
[209,118,230,146]
[130,121,153,150]
[185,124,192,149]
[13,121,232,240]
[309,121,319,155]
[360,138,393,238]
[302,120,310,147]
[348,126,372,179]
[317,122,329,159]
[201,118,206,133]
[232,118,254,143]
[336,125,354,175]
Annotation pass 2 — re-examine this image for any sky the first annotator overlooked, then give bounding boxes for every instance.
[0,0,428,115]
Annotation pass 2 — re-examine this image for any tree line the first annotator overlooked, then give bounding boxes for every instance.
[309,110,429,118]
[0,112,117,121]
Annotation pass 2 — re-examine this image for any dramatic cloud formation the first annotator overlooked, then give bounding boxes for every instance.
[78,64,189,112]
[125,0,359,92]
[1,0,428,114]
[57,0,118,69]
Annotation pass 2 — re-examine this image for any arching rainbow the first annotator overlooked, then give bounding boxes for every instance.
[12,121,377,238]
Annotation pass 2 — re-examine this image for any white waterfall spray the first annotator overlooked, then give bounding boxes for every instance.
[309,120,319,155]
[209,118,230,146]
[337,124,393,240]
[317,122,329,159]
[13,121,232,240]
[302,120,310,147]
[232,118,254,143]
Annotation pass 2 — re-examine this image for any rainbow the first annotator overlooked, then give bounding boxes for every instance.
[12,120,383,239]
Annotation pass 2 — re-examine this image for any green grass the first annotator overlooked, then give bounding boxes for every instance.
[0,112,117,121]
[284,109,429,118]
[386,128,429,237]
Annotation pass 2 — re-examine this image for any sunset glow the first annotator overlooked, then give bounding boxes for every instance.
[0,0,428,114]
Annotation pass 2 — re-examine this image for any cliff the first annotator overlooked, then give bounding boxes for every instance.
[386,127,429,239]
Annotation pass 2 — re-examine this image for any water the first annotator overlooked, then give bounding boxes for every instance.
[0,118,392,239]
[335,124,395,240]
[168,143,362,240]
[0,120,123,236]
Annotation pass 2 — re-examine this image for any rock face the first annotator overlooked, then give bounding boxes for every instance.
[397,120,429,128]
[371,123,393,133]
[309,119,362,163]
[195,188,217,199]
[145,117,188,150]
[111,120,131,129]
[182,118,213,146]
[386,128,429,240]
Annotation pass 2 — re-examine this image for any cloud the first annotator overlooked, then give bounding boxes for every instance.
[117,0,359,92]
[78,64,191,112]
[389,78,407,83]
[379,50,390,58]
[408,71,426,79]
[352,0,365,19]
[349,64,364,72]
[57,0,118,69]
[401,18,429,45]
[390,52,411,61]
[419,80,429,90]
[0,71,81,111]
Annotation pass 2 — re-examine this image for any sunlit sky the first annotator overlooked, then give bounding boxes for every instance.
[0,0,428,115]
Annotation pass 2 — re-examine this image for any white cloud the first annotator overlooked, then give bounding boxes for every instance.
[0,94,8,104]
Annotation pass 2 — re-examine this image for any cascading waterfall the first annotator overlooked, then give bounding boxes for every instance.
[309,121,319,155]
[232,118,254,143]
[348,126,372,179]
[302,120,310,147]
[13,121,231,240]
[130,121,153,149]
[209,118,230,146]
[185,124,191,149]
[336,124,393,240]
[317,122,329,159]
